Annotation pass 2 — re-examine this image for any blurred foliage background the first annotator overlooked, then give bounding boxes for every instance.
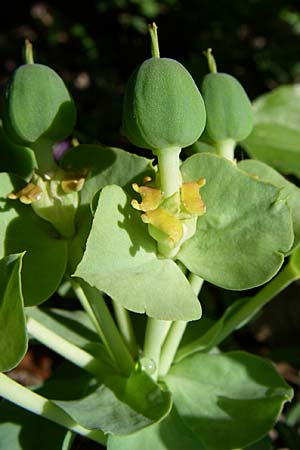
[1,2,300,448]
[2,0,300,148]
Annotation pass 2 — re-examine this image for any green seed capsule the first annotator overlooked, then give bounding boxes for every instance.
[122,57,206,151]
[202,72,253,142]
[4,63,76,146]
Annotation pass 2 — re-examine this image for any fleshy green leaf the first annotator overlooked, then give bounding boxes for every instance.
[74,184,201,320]
[241,85,300,176]
[178,153,293,290]
[239,159,300,252]
[60,144,153,206]
[166,351,293,450]
[108,406,205,450]
[0,173,68,306]
[56,366,172,435]
[0,253,27,371]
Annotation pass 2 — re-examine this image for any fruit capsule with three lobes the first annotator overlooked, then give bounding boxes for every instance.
[122,56,206,152]
[4,63,76,146]
[201,52,253,142]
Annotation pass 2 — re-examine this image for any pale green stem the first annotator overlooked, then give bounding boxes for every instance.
[158,274,204,377]
[112,300,138,357]
[72,280,134,376]
[25,39,34,64]
[214,138,236,161]
[143,318,172,380]
[149,22,160,58]
[27,317,103,378]
[0,373,106,445]
[154,147,181,197]
[203,48,217,73]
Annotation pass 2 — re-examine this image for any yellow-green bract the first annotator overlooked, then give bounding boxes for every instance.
[122,57,206,151]
[202,72,253,142]
[4,63,76,145]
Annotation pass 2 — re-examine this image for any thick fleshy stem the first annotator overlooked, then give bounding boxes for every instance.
[143,318,172,380]
[158,273,204,377]
[111,300,138,358]
[0,373,106,445]
[214,139,236,161]
[153,147,181,198]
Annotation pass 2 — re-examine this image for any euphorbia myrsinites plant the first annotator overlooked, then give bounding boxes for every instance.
[0,25,300,450]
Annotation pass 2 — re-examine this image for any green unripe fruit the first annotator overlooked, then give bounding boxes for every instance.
[202,72,253,142]
[123,57,206,151]
[4,64,76,146]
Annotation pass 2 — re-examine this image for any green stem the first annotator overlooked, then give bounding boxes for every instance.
[0,373,106,445]
[214,262,299,346]
[149,22,160,58]
[112,300,138,357]
[203,48,217,74]
[72,280,134,376]
[214,139,236,161]
[154,147,181,197]
[31,138,57,174]
[143,318,172,380]
[26,317,104,378]
[25,39,34,64]
[158,274,204,377]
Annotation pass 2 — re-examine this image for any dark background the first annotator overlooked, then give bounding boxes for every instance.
[1,2,300,449]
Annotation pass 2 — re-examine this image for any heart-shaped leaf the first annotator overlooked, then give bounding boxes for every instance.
[166,351,293,450]
[178,153,293,290]
[74,184,201,320]
[0,253,27,372]
[241,85,300,176]
[239,158,300,252]
[0,173,68,306]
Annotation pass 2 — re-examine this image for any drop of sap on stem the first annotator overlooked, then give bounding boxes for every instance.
[140,357,156,375]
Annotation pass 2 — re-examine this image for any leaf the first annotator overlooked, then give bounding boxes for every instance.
[108,406,205,450]
[0,173,68,305]
[166,351,293,450]
[54,365,172,436]
[239,158,300,252]
[60,144,154,207]
[178,153,293,290]
[0,253,27,371]
[241,85,300,176]
[244,436,273,450]
[75,184,201,320]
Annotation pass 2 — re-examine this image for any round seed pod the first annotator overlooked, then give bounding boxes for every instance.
[4,63,76,145]
[122,57,206,151]
[202,72,253,142]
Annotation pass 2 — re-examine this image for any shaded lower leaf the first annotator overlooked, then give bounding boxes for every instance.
[178,153,293,290]
[53,365,172,435]
[0,253,27,371]
[75,184,201,320]
[107,406,205,450]
[166,351,293,450]
[0,173,68,305]
[239,158,300,252]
